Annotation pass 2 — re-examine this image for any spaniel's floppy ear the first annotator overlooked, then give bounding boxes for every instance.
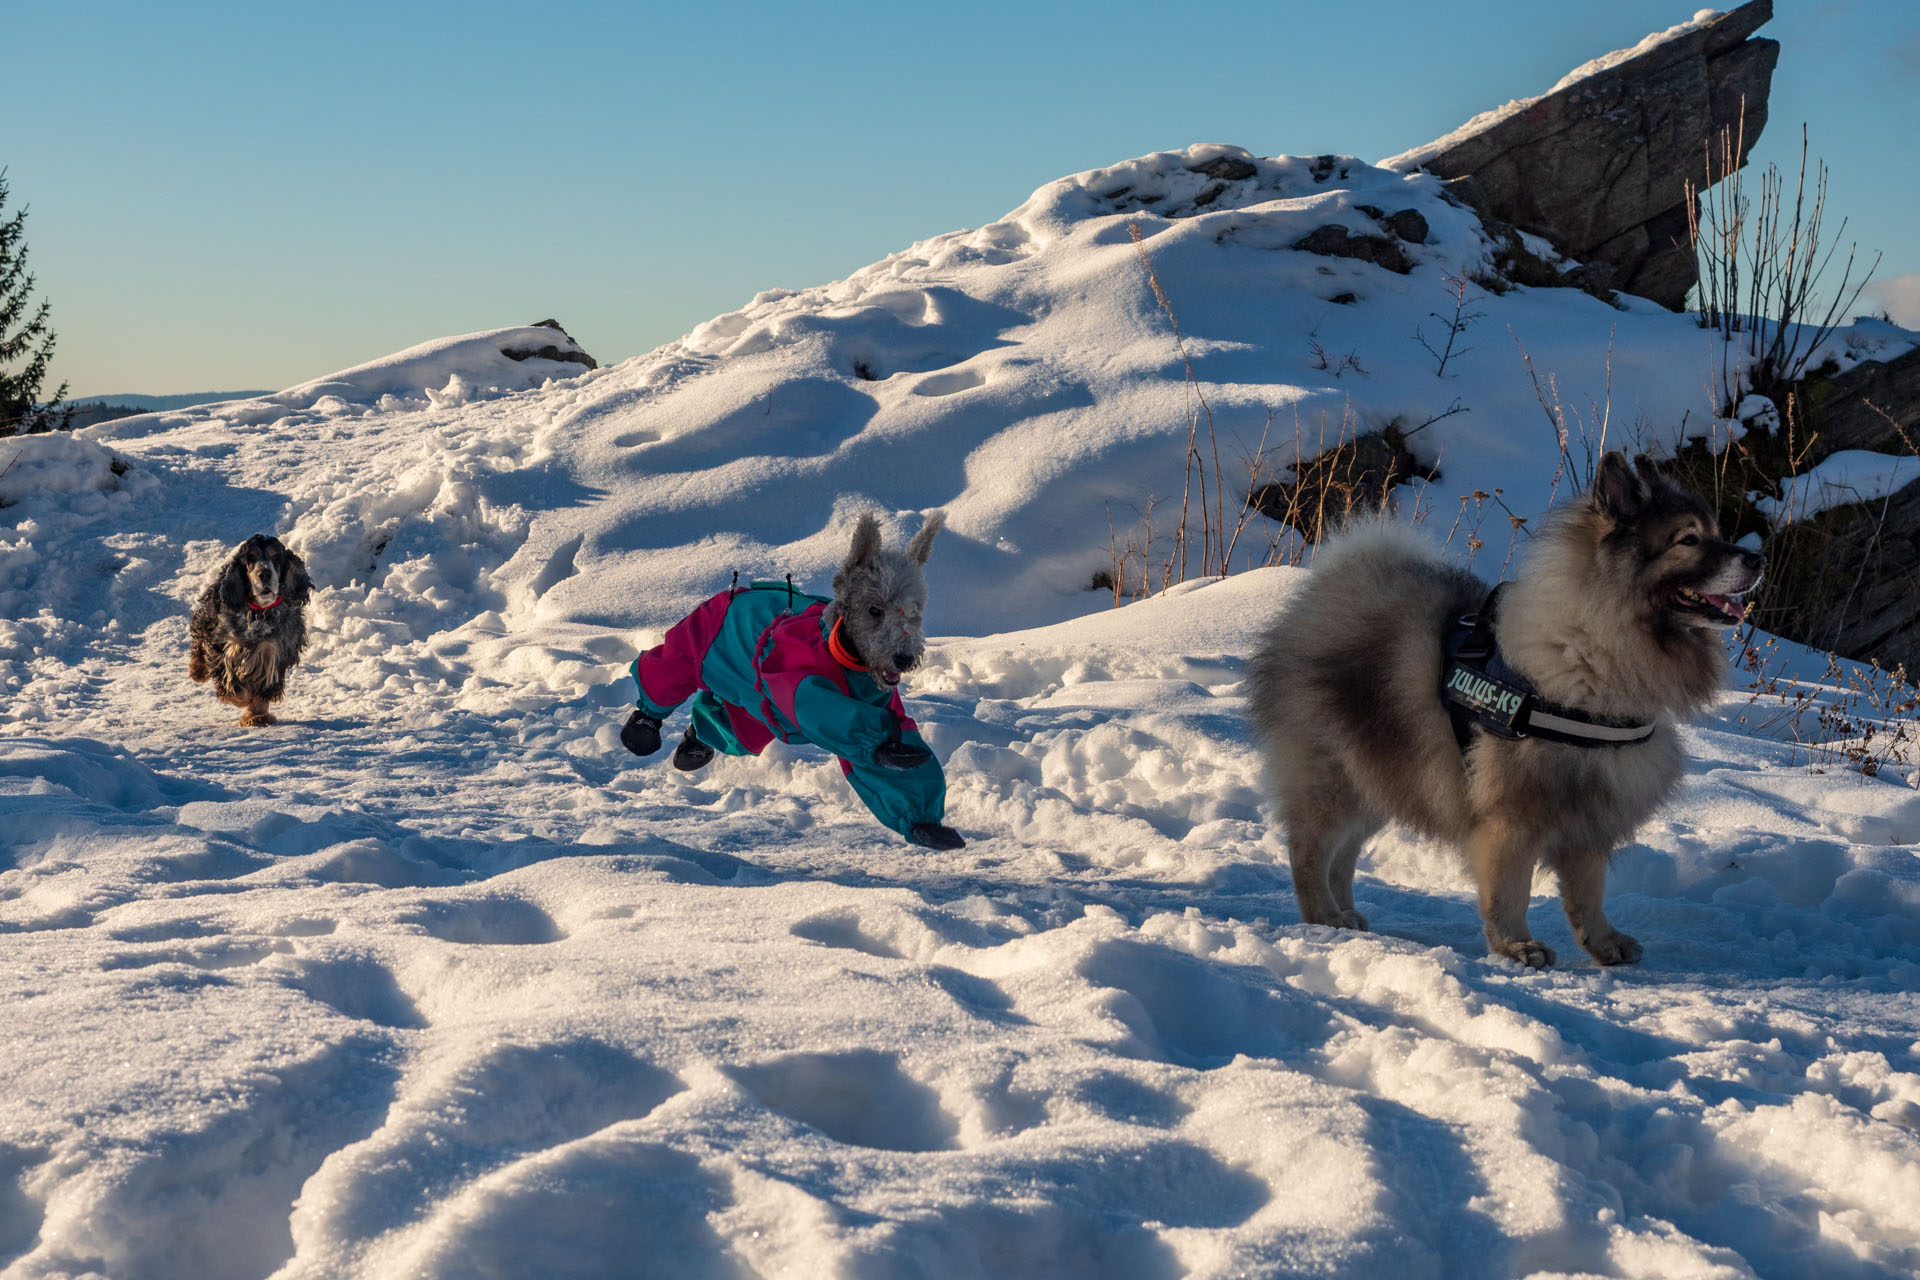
[217,557,250,610]
[282,546,313,607]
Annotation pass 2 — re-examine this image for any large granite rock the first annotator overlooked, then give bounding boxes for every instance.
[1762,474,1920,675]
[1389,1,1778,310]
[1804,346,1920,459]
[1765,346,1920,672]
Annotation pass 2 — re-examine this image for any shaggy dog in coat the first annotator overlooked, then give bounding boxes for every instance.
[189,534,313,726]
[1246,453,1761,966]
[620,513,964,849]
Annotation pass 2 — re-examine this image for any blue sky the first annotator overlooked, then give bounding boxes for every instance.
[14,0,1919,396]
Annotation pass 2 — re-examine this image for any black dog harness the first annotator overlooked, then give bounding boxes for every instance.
[1442,585,1655,750]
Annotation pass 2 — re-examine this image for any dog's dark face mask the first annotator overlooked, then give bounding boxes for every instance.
[1592,453,1763,630]
[222,535,313,611]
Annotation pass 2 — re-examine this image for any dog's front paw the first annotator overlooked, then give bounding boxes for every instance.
[1494,938,1556,968]
[875,739,933,771]
[1583,930,1643,966]
[1336,909,1370,931]
[240,710,277,727]
[909,822,965,850]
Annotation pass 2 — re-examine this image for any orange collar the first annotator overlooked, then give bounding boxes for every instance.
[828,617,869,671]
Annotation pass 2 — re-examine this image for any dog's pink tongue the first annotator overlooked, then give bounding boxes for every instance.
[1705,592,1739,617]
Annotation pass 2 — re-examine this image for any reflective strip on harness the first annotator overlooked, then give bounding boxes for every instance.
[1528,706,1655,744]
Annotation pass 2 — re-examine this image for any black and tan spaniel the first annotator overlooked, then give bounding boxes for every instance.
[188,534,313,726]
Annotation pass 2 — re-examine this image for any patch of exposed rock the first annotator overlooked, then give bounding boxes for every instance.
[505,320,598,370]
[1388,0,1778,310]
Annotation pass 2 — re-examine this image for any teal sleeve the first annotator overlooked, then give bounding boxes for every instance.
[791,677,946,835]
[790,675,900,758]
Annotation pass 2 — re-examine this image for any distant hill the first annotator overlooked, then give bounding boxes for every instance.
[59,391,276,432]
[68,391,274,411]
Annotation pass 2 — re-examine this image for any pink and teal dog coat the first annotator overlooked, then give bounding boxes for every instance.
[630,581,947,836]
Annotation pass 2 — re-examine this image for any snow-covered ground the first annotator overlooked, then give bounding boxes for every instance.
[4,142,1920,1279]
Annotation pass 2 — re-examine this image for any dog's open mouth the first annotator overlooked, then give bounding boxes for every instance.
[875,668,902,687]
[1670,585,1750,625]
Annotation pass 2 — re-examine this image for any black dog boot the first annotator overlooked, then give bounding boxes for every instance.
[909,822,965,851]
[620,710,663,756]
[672,726,716,772]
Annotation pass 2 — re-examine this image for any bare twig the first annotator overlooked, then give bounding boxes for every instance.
[1413,272,1485,378]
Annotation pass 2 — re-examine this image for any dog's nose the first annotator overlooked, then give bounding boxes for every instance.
[893,652,918,673]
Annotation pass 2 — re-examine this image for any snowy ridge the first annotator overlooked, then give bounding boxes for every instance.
[1,141,1919,1277]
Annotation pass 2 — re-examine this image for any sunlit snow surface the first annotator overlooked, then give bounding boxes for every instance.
[3,148,1920,1278]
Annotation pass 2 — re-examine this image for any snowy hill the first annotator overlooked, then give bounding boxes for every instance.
[2,143,1920,1279]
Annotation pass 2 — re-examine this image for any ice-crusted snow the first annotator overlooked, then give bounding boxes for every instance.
[2,141,1920,1278]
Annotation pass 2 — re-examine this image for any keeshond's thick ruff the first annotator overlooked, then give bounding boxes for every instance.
[1247,453,1763,967]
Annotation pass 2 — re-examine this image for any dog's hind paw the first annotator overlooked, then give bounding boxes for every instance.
[1494,938,1556,968]
[620,710,663,757]
[240,710,278,727]
[1583,930,1643,965]
[672,727,716,771]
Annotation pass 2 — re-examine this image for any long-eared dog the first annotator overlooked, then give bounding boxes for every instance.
[618,513,964,850]
[1247,452,1762,966]
[188,534,313,726]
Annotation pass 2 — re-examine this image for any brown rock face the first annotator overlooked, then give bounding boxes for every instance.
[1392,1,1777,310]
[1767,348,1920,671]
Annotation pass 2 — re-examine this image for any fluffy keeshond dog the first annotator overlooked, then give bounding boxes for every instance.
[1247,452,1763,967]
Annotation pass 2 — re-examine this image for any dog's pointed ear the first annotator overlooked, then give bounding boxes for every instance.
[283,546,313,606]
[1591,451,1650,523]
[843,514,882,573]
[905,512,945,566]
[1632,454,1676,496]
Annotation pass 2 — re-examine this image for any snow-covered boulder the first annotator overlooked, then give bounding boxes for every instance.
[0,431,136,508]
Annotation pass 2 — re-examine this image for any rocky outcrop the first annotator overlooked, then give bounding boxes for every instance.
[504,320,598,370]
[1289,205,1431,274]
[1289,225,1411,274]
[1804,346,1920,458]
[1760,477,1920,674]
[1390,1,1777,310]
[1759,347,1920,672]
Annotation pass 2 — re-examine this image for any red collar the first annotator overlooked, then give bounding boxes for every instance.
[827,618,869,671]
[248,596,284,612]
